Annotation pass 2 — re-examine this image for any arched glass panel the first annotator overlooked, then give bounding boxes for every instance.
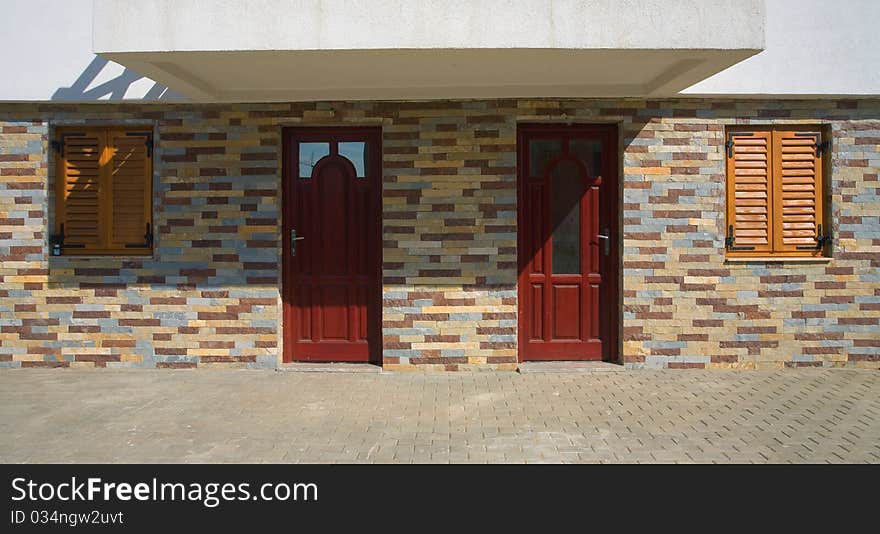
[299,142,330,178]
[338,141,367,178]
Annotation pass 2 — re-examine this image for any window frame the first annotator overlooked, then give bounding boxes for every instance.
[724,124,831,259]
[52,125,154,256]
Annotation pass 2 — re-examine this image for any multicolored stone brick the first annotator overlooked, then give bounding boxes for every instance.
[0,99,877,369]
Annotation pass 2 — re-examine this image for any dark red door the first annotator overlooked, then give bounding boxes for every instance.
[517,124,618,361]
[282,127,381,362]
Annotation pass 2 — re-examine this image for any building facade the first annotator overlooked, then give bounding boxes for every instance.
[1,0,878,370]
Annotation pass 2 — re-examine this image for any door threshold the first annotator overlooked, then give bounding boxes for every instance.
[517,361,625,374]
[277,363,383,373]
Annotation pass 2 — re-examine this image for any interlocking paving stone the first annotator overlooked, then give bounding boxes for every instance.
[277,363,383,373]
[0,369,877,463]
[518,362,626,373]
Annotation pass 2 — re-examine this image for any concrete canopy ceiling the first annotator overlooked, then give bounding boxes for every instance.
[99,49,761,102]
[94,0,765,102]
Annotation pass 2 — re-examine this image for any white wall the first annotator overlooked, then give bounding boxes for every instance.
[89,0,764,101]
[0,0,177,101]
[683,0,880,96]
[0,0,877,102]
[92,0,765,52]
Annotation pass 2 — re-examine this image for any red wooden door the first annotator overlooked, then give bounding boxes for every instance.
[517,124,618,361]
[282,127,381,362]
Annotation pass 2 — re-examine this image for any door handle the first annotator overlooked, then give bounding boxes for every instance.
[290,228,305,256]
[597,229,611,256]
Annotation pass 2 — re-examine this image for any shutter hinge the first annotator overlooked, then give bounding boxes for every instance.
[726,224,755,251]
[794,132,828,157]
[796,224,832,250]
[51,132,87,157]
[50,223,83,254]
[50,223,64,256]
[124,223,153,249]
[126,131,154,157]
[725,131,754,158]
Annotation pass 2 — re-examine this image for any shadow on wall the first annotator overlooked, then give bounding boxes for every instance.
[52,57,184,101]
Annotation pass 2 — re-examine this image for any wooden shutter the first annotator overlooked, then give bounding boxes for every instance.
[107,130,151,250]
[772,130,823,254]
[55,127,152,255]
[58,132,103,251]
[726,130,773,254]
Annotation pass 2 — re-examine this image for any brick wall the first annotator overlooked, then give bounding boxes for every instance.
[380,101,518,370]
[613,100,880,369]
[0,99,877,369]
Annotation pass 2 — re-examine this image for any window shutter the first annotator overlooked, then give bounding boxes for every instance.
[58,132,103,251]
[107,130,152,250]
[726,130,773,254]
[772,130,823,253]
[55,127,152,255]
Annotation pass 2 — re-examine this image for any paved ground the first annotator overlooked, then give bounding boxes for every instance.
[0,369,877,463]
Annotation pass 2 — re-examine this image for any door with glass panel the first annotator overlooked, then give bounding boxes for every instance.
[282,127,381,362]
[517,124,618,361]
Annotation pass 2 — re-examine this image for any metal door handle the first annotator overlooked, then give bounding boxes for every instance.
[290,229,305,256]
[597,230,610,256]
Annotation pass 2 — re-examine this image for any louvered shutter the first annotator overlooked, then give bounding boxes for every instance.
[58,132,103,251]
[55,128,152,255]
[772,130,823,253]
[107,130,151,250]
[726,131,773,254]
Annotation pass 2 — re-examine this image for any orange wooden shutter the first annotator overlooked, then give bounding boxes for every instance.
[726,130,773,254]
[106,130,152,251]
[58,132,104,251]
[772,130,823,254]
[55,127,152,255]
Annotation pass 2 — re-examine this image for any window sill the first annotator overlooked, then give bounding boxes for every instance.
[50,254,155,261]
[724,256,832,264]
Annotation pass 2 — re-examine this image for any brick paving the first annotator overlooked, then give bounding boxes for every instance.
[0,369,877,463]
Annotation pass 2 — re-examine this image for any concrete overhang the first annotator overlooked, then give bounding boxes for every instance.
[93,0,766,102]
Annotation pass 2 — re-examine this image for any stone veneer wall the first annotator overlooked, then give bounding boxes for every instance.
[0,99,877,370]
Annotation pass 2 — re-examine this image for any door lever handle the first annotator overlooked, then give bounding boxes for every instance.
[597,229,611,256]
[290,228,305,256]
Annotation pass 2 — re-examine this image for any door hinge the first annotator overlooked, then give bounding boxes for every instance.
[725,131,754,158]
[726,224,755,251]
[796,224,831,250]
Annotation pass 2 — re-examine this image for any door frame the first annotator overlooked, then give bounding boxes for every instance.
[516,123,620,363]
[281,126,383,364]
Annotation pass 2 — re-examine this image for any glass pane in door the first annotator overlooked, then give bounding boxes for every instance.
[570,139,603,177]
[299,142,330,178]
[551,159,582,274]
[338,141,367,177]
[530,139,562,176]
